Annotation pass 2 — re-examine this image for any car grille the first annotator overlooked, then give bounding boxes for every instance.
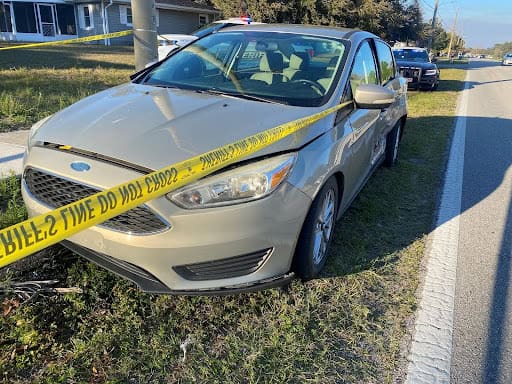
[24,168,169,235]
[173,248,273,281]
[399,67,421,80]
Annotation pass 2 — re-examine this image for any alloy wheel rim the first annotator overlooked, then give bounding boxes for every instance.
[312,189,335,266]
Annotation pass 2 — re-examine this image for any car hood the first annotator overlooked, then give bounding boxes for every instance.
[395,60,437,70]
[34,83,329,170]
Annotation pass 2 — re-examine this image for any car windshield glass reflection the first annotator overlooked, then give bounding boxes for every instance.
[142,32,347,107]
[392,49,430,62]
[192,23,226,38]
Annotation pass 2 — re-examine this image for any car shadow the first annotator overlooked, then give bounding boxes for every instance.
[484,193,512,383]
[437,78,512,91]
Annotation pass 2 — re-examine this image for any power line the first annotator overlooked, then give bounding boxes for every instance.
[420,0,435,11]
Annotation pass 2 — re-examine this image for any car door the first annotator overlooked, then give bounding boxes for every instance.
[344,40,381,197]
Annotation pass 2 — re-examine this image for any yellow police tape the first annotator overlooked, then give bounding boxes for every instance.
[0,30,132,51]
[0,101,352,268]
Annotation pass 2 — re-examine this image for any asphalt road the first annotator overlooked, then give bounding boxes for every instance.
[451,60,512,383]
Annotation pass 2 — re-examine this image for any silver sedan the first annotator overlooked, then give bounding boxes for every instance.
[22,24,407,294]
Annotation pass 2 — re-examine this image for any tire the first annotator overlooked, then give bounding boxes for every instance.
[293,177,339,279]
[384,122,401,167]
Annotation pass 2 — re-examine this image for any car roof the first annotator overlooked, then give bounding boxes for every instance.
[216,23,376,42]
[214,17,265,25]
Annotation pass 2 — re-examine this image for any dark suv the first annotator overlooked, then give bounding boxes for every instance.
[392,47,440,91]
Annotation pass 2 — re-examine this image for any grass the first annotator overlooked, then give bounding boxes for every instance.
[0,45,134,132]
[0,45,466,383]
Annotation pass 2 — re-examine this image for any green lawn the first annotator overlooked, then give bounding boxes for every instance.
[0,45,466,383]
[0,45,134,132]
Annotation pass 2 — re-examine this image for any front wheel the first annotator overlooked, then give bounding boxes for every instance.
[293,177,339,279]
[384,122,401,167]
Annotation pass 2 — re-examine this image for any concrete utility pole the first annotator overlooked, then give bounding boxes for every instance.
[427,0,439,51]
[446,9,458,60]
[132,0,158,71]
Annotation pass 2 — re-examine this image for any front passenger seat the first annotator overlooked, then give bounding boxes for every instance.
[283,52,310,81]
[250,52,289,85]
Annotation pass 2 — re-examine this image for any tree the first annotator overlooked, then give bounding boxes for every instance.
[205,0,429,43]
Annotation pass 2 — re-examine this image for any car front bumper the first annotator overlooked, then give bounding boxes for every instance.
[398,67,438,89]
[22,146,312,292]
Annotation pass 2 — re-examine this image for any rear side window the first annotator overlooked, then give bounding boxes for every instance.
[375,41,395,85]
[350,40,378,94]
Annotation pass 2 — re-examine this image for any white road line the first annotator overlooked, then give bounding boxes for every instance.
[405,72,471,383]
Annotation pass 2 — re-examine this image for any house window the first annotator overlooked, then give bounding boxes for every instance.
[12,2,37,33]
[126,7,132,25]
[199,14,208,27]
[0,2,13,32]
[78,5,93,30]
[56,4,76,35]
[120,6,132,26]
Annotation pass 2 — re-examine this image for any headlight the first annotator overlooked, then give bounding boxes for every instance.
[424,69,437,76]
[27,115,52,151]
[169,153,296,209]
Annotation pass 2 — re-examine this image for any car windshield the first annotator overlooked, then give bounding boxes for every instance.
[142,31,348,107]
[393,49,430,62]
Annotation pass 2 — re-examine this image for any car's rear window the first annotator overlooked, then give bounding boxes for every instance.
[142,31,348,107]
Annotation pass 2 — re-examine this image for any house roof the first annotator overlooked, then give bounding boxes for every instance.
[71,1,220,14]
[157,0,219,13]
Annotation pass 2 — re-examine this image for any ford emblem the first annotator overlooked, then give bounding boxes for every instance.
[70,161,91,172]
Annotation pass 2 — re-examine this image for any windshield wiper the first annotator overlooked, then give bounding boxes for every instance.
[195,88,286,105]
[148,83,181,89]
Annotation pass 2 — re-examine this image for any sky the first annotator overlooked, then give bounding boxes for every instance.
[420,0,512,48]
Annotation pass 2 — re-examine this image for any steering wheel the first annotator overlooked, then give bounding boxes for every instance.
[289,79,325,95]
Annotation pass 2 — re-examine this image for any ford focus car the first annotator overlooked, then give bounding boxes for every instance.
[22,25,407,294]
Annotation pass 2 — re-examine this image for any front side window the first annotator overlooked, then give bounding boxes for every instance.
[141,31,348,107]
[350,40,378,94]
[375,40,395,85]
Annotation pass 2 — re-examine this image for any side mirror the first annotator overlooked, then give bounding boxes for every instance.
[431,57,438,63]
[354,84,395,110]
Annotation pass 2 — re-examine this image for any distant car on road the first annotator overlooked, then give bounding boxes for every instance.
[502,52,512,66]
[158,18,264,60]
[392,47,440,91]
